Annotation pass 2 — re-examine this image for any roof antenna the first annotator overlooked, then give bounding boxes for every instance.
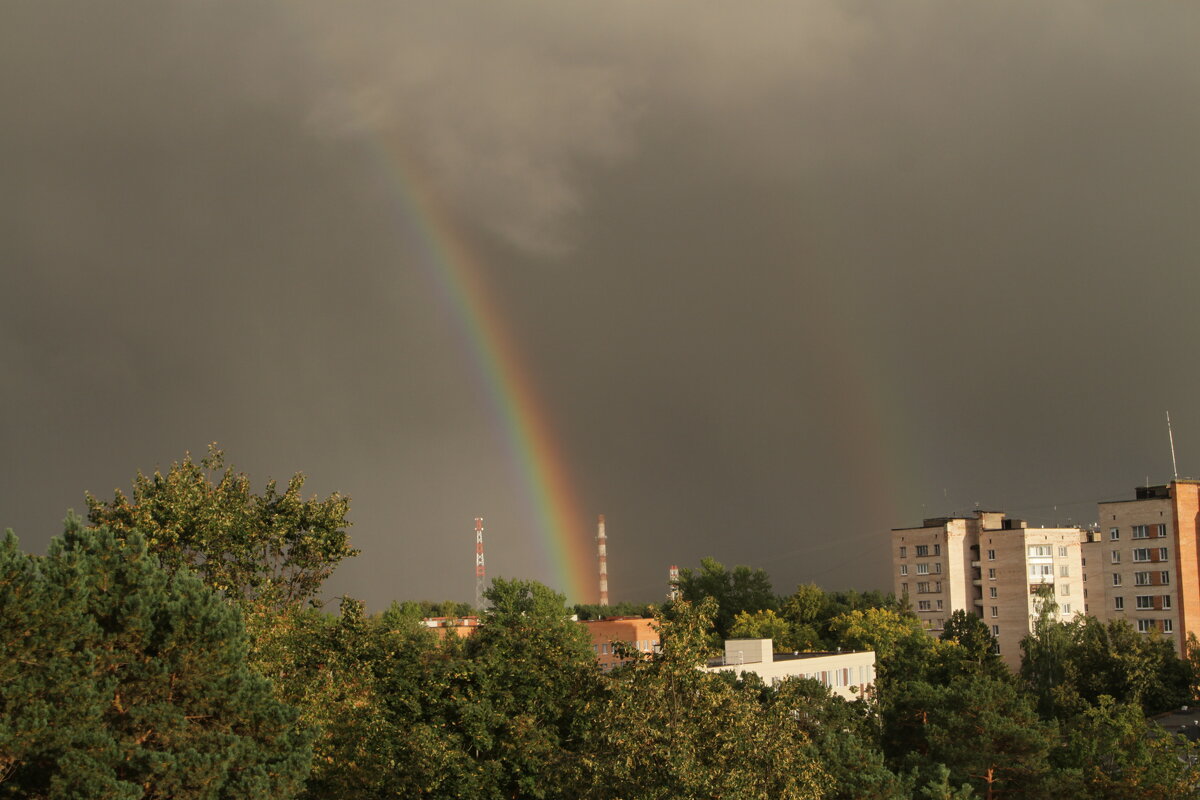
[1168,411,1180,481]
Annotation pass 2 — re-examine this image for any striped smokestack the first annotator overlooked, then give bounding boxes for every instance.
[475,517,485,610]
[597,514,608,607]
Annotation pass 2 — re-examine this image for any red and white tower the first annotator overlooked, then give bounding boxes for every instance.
[475,517,486,610]
[668,565,680,602]
[597,514,609,607]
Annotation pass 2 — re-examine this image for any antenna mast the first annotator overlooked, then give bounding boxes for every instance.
[1168,412,1180,481]
[475,517,485,610]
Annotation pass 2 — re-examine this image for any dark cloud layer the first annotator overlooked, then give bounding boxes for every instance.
[3,2,1200,607]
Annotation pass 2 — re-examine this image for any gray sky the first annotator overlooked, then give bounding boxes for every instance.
[4,2,1200,609]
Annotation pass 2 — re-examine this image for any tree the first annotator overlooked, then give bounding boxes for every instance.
[939,611,1005,679]
[729,609,792,646]
[588,599,826,799]
[0,520,310,799]
[676,557,776,639]
[86,445,355,611]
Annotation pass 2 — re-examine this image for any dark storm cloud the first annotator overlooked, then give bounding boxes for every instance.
[3,2,1200,607]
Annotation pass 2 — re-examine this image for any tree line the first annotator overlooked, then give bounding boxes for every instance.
[4,447,1200,798]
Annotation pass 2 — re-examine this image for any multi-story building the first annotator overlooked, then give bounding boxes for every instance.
[701,638,876,700]
[580,616,661,671]
[891,511,1084,669]
[1084,481,1200,656]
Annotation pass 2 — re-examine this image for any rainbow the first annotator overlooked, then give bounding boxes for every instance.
[375,150,596,604]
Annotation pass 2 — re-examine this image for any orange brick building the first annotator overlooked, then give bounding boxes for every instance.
[580,616,660,670]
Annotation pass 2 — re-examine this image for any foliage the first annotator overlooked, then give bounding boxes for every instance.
[939,610,1006,679]
[729,608,793,647]
[86,445,355,611]
[589,599,826,799]
[0,520,310,799]
[676,557,777,639]
[572,601,654,621]
[1048,696,1200,798]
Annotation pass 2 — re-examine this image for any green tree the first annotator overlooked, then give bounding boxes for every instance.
[589,599,826,799]
[729,608,793,647]
[939,610,1005,679]
[676,557,777,639]
[86,445,355,611]
[0,520,310,799]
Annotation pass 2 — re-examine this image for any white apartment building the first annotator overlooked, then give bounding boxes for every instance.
[702,638,876,700]
[891,511,1083,669]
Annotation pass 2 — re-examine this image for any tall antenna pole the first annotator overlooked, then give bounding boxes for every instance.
[668,565,680,602]
[475,517,485,611]
[1168,412,1180,481]
[597,514,608,607]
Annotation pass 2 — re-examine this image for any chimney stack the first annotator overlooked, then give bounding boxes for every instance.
[475,517,485,610]
[597,514,608,607]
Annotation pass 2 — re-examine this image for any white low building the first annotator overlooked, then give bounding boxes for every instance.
[702,638,876,700]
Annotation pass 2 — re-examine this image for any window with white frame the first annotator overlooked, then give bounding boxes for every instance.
[1155,524,1167,538]
[1132,548,1149,562]
[918,600,931,611]
[936,600,944,610]
[1114,596,1124,610]
[1112,551,1121,564]
[1159,547,1168,561]
[1162,595,1172,609]
[1058,546,1067,557]
[1060,583,1070,596]
[988,568,997,580]
[900,565,908,576]
[917,563,929,575]
[991,606,998,617]
[1164,619,1174,632]
[1029,545,1052,557]
[1137,619,1155,633]
[1059,564,1069,577]
[915,545,929,557]
[987,549,996,560]
[917,582,930,593]
[1061,603,1071,614]
[989,586,998,599]
[1135,595,1154,609]
[1135,572,1151,586]
[899,546,907,558]
[933,544,941,556]
[1161,571,1171,585]
[1110,527,1120,540]
[933,562,942,574]
[1029,564,1054,578]
[1132,525,1149,540]
[1112,574,1123,587]
[992,625,1000,636]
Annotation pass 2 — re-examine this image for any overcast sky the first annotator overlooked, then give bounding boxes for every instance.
[4,2,1200,609]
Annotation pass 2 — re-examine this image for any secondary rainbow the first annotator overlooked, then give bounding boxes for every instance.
[378,150,595,603]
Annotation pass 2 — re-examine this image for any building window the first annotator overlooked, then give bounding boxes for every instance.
[1059,565,1070,577]
[899,546,907,558]
[1135,572,1151,586]
[901,583,908,593]
[1112,574,1122,587]
[989,586,998,599]
[1155,524,1167,538]
[1161,571,1171,585]
[934,581,942,592]
[936,600,944,610]
[933,544,941,556]
[917,582,931,593]
[1137,619,1155,633]
[1028,545,1052,557]
[1163,595,1172,609]
[1029,564,1054,578]
[1111,551,1121,564]
[990,606,998,618]
[992,625,1000,636]
[1132,525,1149,540]
[1060,583,1070,596]
[918,600,932,611]
[1136,595,1154,609]
[987,549,996,560]
[1164,619,1174,633]
[988,568,997,580]
[915,545,929,557]
[1133,548,1149,562]
[900,564,908,576]
[933,562,943,574]
[1159,547,1169,561]
[1110,527,1120,540]
[1114,596,1124,610]
[1058,546,1068,557]
[1061,603,1071,614]
[917,563,929,575]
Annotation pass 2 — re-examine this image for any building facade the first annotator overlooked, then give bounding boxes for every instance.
[580,616,660,671]
[702,638,876,700]
[1084,481,1200,655]
[891,511,1084,669]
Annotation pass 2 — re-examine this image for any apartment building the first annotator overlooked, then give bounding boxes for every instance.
[581,616,661,671]
[891,511,1083,669]
[1084,481,1200,656]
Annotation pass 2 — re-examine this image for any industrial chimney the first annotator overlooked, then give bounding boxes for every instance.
[597,514,608,607]
[475,517,485,611]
